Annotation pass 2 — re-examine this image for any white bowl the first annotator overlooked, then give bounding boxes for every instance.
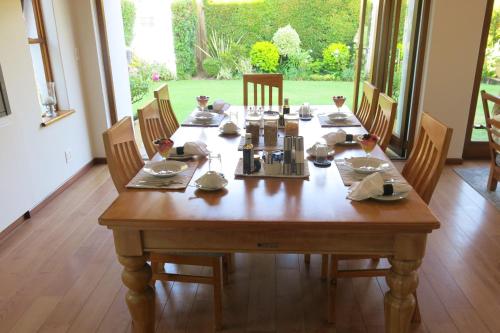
[195,171,228,191]
[143,160,188,178]
[344,157,391,174]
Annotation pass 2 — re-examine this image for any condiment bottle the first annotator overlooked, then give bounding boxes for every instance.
[263,112,279,147]
[284,113,299,137]
[245,109,261,145]
[243,133,254,174]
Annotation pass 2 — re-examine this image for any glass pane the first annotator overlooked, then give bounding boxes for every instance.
[29,43,49,112]
[472,1,500,141]
[22,0,39,39]
[357,0,379,107]
[391,0,416,137]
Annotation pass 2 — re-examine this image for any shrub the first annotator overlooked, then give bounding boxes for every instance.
[309,73,336,81]
[339,66,355,82]
[121,0,136,47]
[203,0,360,58]
[217,66,233,80]
[129,72,150,104]
[250,41,279,72]
[235,58,253,76]
[308,60,323,74]
[172,0,197,79]
[484,40,500,78]
[322,43,351,77]
[150,62,175,81]
[202,58,221,77]
[272,25,301,57]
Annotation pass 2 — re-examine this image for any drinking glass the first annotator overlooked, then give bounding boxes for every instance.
[332,96,346,113]
[358,134,378,159]
[208,152,223,175]
[314,143,329,164]
[154,138,174,171]
[196,96,210,111]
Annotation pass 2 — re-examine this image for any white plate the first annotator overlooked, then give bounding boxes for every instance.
[345,157,391,174]
[167,153,197,161]
[328,112,350,121]
[193,111,216,121]
[372,192,409,201]
[143,160,188,178]
[219,128,240,135]
[195,178,228,191]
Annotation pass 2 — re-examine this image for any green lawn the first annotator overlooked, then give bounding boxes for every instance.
[133,79,354,122]
[132,79,498,142]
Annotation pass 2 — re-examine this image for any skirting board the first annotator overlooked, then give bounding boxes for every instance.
[0,158,107,243]
[445,158,463,165]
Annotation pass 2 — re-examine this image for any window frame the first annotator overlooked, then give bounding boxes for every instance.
[27,0,54,84]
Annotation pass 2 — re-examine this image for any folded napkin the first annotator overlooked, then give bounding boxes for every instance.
[347,172,412,201]
[322,129,354,145]
[212,100,230,113]
[219,120,239,133]
[172,141,209,156]
[306,142,331,156]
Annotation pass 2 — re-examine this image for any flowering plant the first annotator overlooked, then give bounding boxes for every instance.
[272,25,301,57]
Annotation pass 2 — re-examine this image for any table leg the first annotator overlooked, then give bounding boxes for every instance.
[119,255,155,333]
[384,258,421,333]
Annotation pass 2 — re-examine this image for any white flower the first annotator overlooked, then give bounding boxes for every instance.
[272,24,301,57]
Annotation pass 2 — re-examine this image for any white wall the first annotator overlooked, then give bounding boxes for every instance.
[419,0,487,158]
[0,0,94,231]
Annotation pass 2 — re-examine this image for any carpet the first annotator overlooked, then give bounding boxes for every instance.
[453,166,500,210]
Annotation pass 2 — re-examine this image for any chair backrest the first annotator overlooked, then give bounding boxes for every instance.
[243,73,283,108]
[154,83,179,137]
[102,117,144,193]
[480,90,500,162]
[138,100,167,160]
[402,112,452,204]
[356,81,379,129]
[369,92,397,151]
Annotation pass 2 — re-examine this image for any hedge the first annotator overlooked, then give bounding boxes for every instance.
[172,0,198,79]
[203,0,360,58]
[121,0,136,47]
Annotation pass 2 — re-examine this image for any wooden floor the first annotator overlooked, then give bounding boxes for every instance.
[0,161,499,333]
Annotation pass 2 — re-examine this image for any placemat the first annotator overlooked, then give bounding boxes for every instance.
[237,135,284,151]
[318,114,361,127]
[126,161,198,190]
[334,159,406,186]
[234,158,309,179]
[181,111,226,127]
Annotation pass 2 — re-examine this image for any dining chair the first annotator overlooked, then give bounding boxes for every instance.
[103,117,230,330]
[243,73,283,108]
[480,90,500,191]
[154,83,179,137]
[325,112,452,324]
[137,100,167,160]
[369,92,397,152]
[355,81,380,129]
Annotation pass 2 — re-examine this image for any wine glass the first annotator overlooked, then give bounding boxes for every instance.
[358,134,379,159]
[154,138,174,172]
[196,96,210,111]
[208,152,222,175]
[332,96,346,113]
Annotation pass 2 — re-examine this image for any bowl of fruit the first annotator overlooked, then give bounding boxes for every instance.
[357,134,379,158]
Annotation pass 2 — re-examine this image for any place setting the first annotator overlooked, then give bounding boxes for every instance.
[317,96,362,127]
[181,95,229,127]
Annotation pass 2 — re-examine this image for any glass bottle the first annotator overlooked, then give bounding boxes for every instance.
[245,109,261,145]
[243,133,254,174]
[284,112,299,137]
[263,112,279,147]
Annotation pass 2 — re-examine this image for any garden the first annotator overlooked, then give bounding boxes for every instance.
[123,0,361,121]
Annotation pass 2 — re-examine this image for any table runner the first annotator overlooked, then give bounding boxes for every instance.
[126,161,198,190]
[334,159,407,186]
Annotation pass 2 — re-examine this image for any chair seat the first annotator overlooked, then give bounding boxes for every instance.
[155,251,226,257]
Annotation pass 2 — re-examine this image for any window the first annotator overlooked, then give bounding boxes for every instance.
[22,0,55,113]
[0,65,11,118]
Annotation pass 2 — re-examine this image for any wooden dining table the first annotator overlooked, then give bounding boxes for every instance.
[99,105,440,333]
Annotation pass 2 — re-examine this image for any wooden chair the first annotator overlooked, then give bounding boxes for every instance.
[401,112,453,203]
[103,117,229,330]
[154,83,179,137]
[369,92,397,152]
[137,100,167,160]
[480,90,500,191]
[102,117,144,193]
[243,73,283,108]
[325,112,452,324]
[355,81,380,129]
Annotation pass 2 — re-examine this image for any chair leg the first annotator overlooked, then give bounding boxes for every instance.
[321,254,329,280]
[150,261,164,287]
[487,165,498,191]
[304,254,311,264]
[328,257,338,324]
[212,257,223,331]
[222,255,229,285]
[412,291,421,323]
